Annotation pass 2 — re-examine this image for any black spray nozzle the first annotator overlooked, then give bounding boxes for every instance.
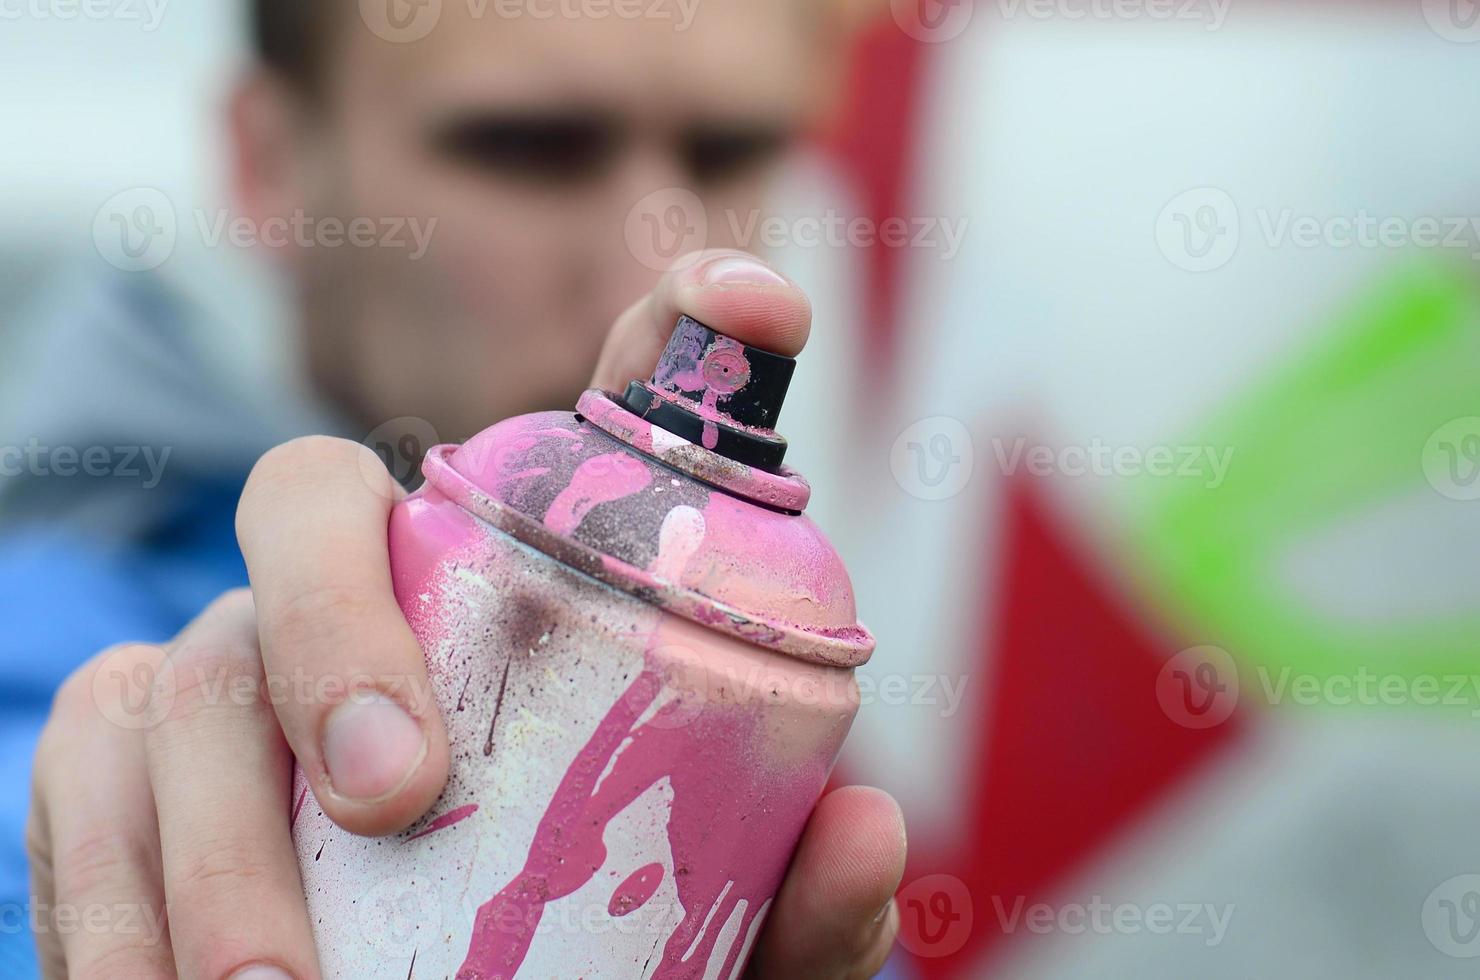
[620,316,794,472]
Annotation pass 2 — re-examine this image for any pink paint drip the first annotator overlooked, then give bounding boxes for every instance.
[543,452,654,536]
[456,636,825,980]
[290,786,308,828]
[407,803,480,843]
[609,863,665,918]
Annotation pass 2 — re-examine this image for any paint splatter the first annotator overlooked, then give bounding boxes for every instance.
[406,804,481,844]
[456,631,826,980]
[543,452,654,536]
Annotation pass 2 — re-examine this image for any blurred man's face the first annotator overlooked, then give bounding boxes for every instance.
[237,0,837,441]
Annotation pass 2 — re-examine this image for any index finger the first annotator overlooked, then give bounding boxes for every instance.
[236,435,451,837]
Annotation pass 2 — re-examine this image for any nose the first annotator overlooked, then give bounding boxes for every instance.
[615,135,694,210]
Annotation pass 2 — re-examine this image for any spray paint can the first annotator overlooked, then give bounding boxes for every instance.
[293,316,875,978]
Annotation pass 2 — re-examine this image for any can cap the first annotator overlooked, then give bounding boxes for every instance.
[423,314,874,668]
[620,316,794,472]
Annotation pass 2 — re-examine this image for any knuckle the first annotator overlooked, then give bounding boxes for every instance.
[202,586,256,624]
[69,942,169,980]
[168,600,260,679]
[51,828,152,899]
[153,655,254,730]
[151,646,262,734]
[170,836,275,898]
[46,644,164,734]
[269,581,384,653]
[24,809,52,874]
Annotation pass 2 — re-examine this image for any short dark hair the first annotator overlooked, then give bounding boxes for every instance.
[249,0,333,91]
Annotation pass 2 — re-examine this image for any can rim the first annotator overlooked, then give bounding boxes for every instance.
[577,390,813,513]
[422,444,875,669]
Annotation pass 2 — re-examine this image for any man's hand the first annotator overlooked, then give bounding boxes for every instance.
[27,251,906,980]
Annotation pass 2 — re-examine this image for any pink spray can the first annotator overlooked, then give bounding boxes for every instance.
[292,316,875,978]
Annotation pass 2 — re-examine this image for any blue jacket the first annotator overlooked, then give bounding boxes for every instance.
[0,270,339,974]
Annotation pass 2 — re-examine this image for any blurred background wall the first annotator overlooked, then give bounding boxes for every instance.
[796,4,1480,977]
[0,5,292,397]
[6,2,1480,978]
